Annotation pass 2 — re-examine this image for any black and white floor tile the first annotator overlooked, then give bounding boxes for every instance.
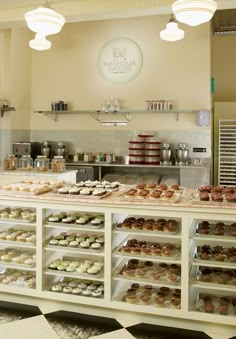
[0,301,235,339]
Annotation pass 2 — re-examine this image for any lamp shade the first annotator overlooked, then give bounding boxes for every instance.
[160,19,185,41]
[25,6,65,35]
[172,0,217,26]
[29,33,51,51]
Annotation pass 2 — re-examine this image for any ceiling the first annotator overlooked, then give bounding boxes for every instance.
[0,0,235,30]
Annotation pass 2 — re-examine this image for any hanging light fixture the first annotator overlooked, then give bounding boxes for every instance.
[172,0,217,26]
[29,33,51,51]
[160,17,185,41]
[24,2,65,36]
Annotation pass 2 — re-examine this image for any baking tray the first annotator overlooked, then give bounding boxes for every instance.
[115,238,181,260]
[46,236,104,253]
[195,222,235,238]
[194,266,236,288]
[0,267,36,289]
[117,190,182,203]
[47,256,104,279]
[190,191,236,205]
[46,216,104,229]
[117,285,181,309]
[193,246,236,266]
[0,247,36,268]
[114,261,181,286]
[195,293,236,316]
[51,190,112,200]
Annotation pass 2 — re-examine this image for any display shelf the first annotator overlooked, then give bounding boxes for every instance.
[44,224,104,232]
[44,270,104,282]
[113,227,182,239]
[44,246,104,257]
[0,241,35,249]
[191,281,236,292]
[35,108,198,122]
[0,263,36,271]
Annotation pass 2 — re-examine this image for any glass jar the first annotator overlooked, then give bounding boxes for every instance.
[4,155,17,170]
[34,155,49,172]
[19,155,33,171]
[51,156,65,172]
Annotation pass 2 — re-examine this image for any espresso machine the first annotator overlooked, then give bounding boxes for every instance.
[12,142,41,160]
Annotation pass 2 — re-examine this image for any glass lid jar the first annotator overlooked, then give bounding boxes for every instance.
[4,155,17,170]
[51,156,65,172]
[19,155,33,171]
[34,155,49,172]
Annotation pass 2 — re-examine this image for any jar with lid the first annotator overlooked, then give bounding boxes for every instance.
[19,155,33,171]
[51,156,65,172]
[34,155,49,172]
[4,155,17,170]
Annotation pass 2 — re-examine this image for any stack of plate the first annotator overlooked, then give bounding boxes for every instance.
[128,134,161,164]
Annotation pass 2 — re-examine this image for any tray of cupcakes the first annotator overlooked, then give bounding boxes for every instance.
[0,180,64,196]
[49,277,104,298]
[0,227,36,246]
[195,293,236,316]
[117,283,181,309]
[193,245,236,266]
[115,237,181,260]
[114,258,181,285]
[0,268,36,289]
[194,266,236,287]
[47,256,104,278]
[191,185,236,204]
[46,231,104,252]
[117,183,185,203]
[195,220,236,238]
[0,248,36,268]
[46,212,104,229]
[0,208,36,223]
[115,216,179,235]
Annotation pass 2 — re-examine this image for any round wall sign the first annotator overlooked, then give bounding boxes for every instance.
[98,38,143,85]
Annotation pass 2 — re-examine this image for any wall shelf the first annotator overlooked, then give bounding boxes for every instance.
[0,107,16,117]
[34,109,198,122]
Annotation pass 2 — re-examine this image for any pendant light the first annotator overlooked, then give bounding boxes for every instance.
[160,17,185,41]
[25,2,65,50]
[172,0,217,26]
[29,33,51,51]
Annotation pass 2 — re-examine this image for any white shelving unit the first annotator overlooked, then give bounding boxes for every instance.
[0,196,235,331]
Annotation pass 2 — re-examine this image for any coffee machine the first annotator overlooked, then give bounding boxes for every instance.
[12,142,41,160]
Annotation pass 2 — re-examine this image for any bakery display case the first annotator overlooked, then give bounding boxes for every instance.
[0,191,235,331]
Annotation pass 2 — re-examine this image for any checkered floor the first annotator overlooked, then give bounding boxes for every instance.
[0,301,235,339]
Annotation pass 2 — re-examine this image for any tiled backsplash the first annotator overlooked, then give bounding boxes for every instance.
[0,129,211,164]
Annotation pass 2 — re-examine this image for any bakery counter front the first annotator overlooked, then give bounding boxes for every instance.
[0,187,235,335]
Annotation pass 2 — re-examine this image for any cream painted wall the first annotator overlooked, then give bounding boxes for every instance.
[30,15,211,131]
[212,35,236,102]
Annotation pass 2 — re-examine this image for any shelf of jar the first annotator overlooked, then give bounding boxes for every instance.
[34,109,198,122]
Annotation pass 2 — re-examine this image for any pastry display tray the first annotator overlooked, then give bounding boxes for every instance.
[195,222,235,238]
[0,267,36,289]
[47,256,104,279]
[46,238,103,253]
[194,266,236,288]
[49,190,112,200]
[45,220,104,229]
[114,261,181,286]
[116,284,181,309]
[190,191,236,205]
[195,293,236,316]
[0,217,36,224]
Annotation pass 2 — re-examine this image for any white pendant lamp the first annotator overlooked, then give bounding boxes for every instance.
[25,4,65,36]
[172,0,217,26]
[160,17,185,41]
[29,33,51,51]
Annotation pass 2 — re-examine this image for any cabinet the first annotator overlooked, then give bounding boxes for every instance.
[0,195,235,332]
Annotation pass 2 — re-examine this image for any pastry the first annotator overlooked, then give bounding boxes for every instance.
[92,290,102,298]
[72,287,83,294]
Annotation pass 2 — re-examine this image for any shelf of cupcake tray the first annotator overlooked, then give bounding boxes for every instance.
[187,217,236,323]
[41,207,106,303]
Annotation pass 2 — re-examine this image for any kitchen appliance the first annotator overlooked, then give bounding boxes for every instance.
[160,143,172,165]
[175,143,189,165]
[66,163,99,182]
[55,141,66,157]
[41,141,51,158]
[12,142,41,160]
